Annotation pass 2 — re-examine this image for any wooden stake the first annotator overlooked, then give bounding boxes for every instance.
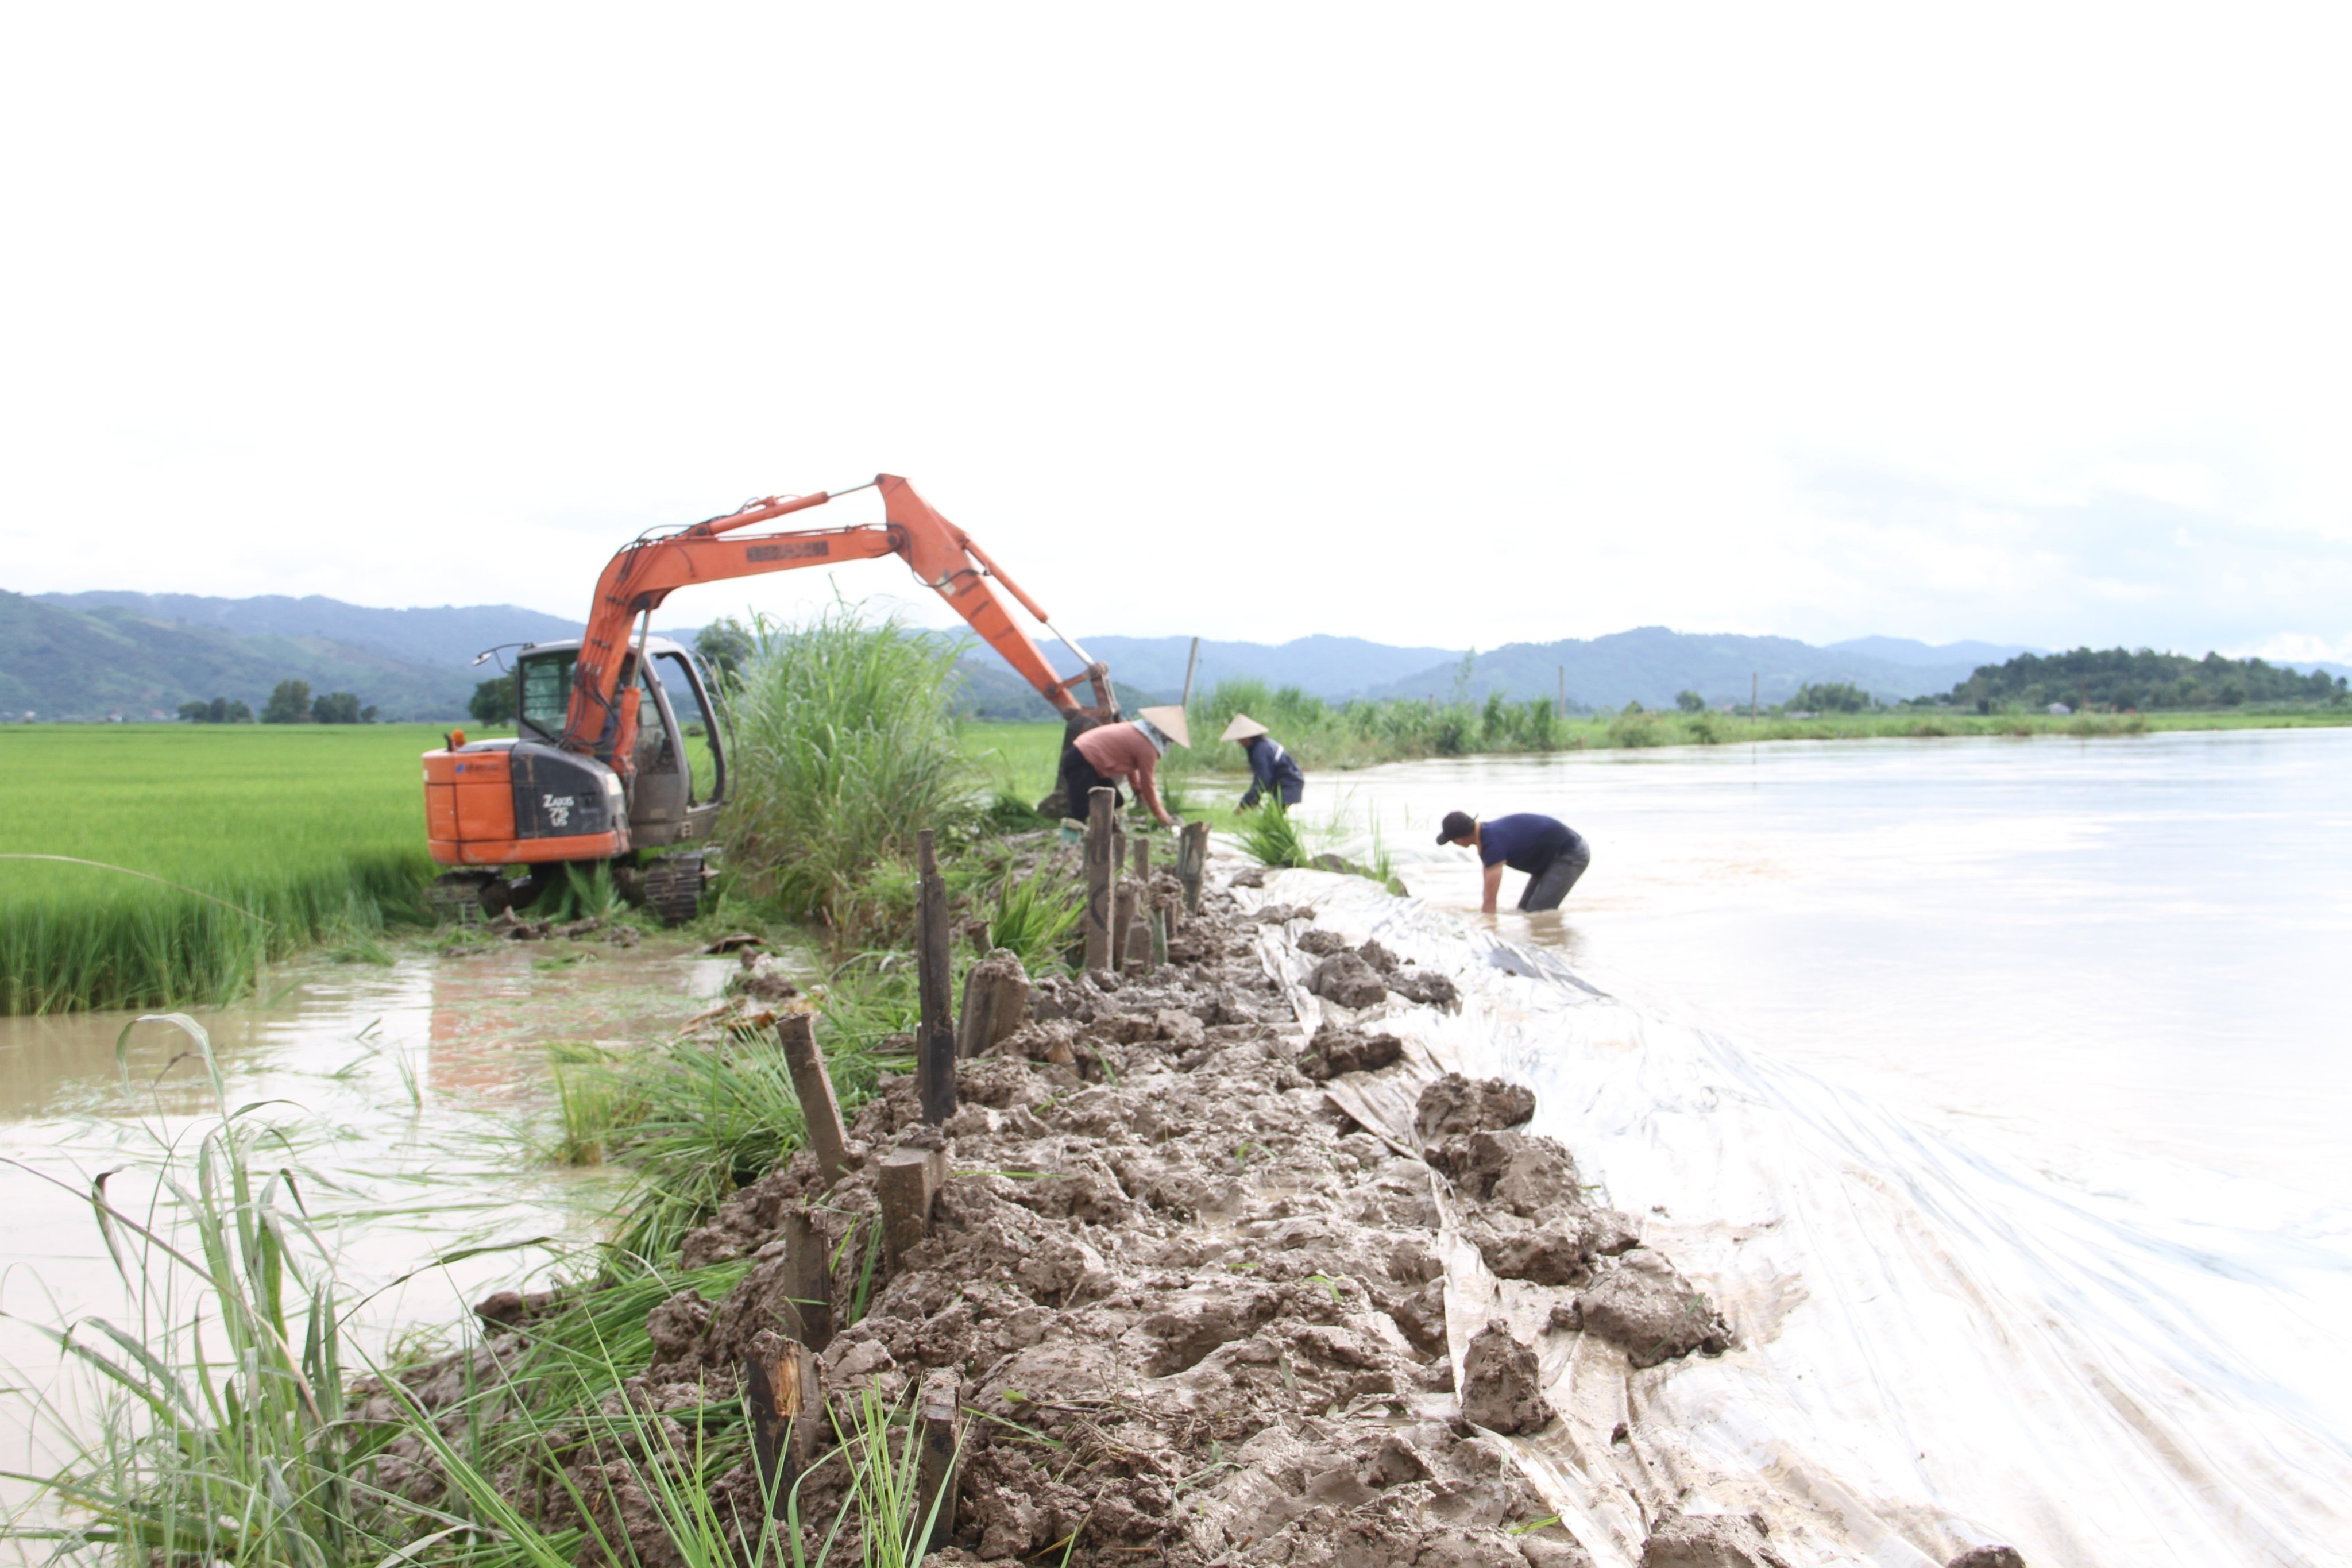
[1083,787,1115,971]
[878,1142,949,1268]
[915,829,956,1124]
[956,951,1032,1058]
[780,1209,832,1351]
[745,1330,821,1519]
[917,1370,962,1551]
[1150,906,1169,968]
[1176,820,1210,914]
[777,1011,851,1186]
[1113,879,1137,974]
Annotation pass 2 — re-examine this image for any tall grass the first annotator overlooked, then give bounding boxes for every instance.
[0,725,441,1014]
[5,1014,384,1567]
[1176,679,1579,773]
[720,605,979,950]
[2,1015,970,1568]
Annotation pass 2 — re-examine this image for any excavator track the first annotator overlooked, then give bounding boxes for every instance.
[640,853,708,927]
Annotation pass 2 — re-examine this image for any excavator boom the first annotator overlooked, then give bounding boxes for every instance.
[562,474,1108,764]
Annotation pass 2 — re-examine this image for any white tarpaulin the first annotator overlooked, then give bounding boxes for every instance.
[1242,868,2352,1567]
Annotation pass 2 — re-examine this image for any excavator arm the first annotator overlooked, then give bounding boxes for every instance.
[561,474,1111,767]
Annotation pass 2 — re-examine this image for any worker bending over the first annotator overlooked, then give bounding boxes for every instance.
[1064,705,1189,828]
[1436,810,1590,913]
[1221,713,1304,810]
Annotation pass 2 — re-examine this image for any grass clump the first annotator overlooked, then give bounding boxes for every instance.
[719,604,979,951]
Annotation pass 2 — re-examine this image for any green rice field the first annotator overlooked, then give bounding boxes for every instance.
[0,724,442,1013]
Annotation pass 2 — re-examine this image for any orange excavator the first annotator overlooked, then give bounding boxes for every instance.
[422,474,1114,922]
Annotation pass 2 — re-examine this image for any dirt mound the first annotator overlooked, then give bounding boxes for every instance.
[376,867,1768,1565]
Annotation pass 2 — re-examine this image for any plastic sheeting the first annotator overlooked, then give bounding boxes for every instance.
[1241,868,2352,1567]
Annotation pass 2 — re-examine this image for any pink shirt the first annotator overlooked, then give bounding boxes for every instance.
[1073,721,1165,816]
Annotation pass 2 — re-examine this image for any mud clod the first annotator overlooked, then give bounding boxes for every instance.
[1300,1022,1404,1082]
[727,950,802,1000]
[1308,951,1389,1007]
[1414,1073,1536,1141]
[1946,1550,2026,1568]
[1386,968,1461,1010]
[1460,1319,1553,1434]
[1427,1130,1581,1218]
[1567,1249,1733,1368]
[1639,1511,1786,1568]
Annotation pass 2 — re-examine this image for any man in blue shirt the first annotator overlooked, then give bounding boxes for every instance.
[1436,810,1590,913]
[1221,713,1305,810]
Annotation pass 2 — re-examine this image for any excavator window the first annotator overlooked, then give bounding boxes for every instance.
[651,651,719,803]
[517,652,577,741]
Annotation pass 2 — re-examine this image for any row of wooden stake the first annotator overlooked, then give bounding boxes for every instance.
[752,811,1209,1543]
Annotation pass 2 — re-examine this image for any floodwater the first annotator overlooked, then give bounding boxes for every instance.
[0,937,731,1494]
[1248,725,2352,1562]
[1278,726,2352,1207]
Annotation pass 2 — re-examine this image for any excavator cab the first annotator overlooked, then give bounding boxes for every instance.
[425,635,729,923]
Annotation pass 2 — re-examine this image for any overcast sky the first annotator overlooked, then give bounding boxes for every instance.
[7,5,2352,661]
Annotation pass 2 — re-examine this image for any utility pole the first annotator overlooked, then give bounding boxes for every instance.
[1557,665,1565,719]
[1751,673,1759,717]
[1180,636,1200,710]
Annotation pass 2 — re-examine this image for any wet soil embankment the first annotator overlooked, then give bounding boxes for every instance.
[370,859,2001,1567]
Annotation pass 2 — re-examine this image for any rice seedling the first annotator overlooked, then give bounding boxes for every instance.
[984,874,1082,973]
[1235,800,1316,870]
[719,603,981,951]
[535,862,627,924]
[0,724,441,1014]
[547,1045,631,1166]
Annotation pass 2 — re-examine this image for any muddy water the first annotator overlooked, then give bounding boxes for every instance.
[1262,726,2352,1203]
[0,937,731,1490]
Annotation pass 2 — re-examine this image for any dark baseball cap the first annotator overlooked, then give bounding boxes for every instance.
[1436,810,1477,844]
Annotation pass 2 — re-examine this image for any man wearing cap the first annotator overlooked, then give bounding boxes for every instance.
[1436,810,1590,914]
[1064,705,1190,827]
[1221,713,1305,810]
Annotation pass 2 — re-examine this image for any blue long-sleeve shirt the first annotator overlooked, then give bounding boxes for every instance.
[1239,735,1305,808]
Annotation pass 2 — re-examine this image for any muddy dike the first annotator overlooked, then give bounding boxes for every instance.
[358,856,1923,1568]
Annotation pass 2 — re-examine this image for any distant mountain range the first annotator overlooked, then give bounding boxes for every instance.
[7,588,2338,722]
[2,592,464,720]
[1033,629,2048,710]
[34,591,580,669]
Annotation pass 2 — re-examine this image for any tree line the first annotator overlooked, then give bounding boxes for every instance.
[178,680,377,724]
[1949,648,2345,712]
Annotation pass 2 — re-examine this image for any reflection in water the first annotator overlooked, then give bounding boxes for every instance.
[1266,727,2352,1204]
[0,939,731,1491]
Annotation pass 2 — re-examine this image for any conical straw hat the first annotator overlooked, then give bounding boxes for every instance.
[1137,705,1191,747]
[1219,713,1269,742]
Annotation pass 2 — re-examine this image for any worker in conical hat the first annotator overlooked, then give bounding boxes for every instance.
[1220,712,1304,812]
[1064,705,1189,827]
